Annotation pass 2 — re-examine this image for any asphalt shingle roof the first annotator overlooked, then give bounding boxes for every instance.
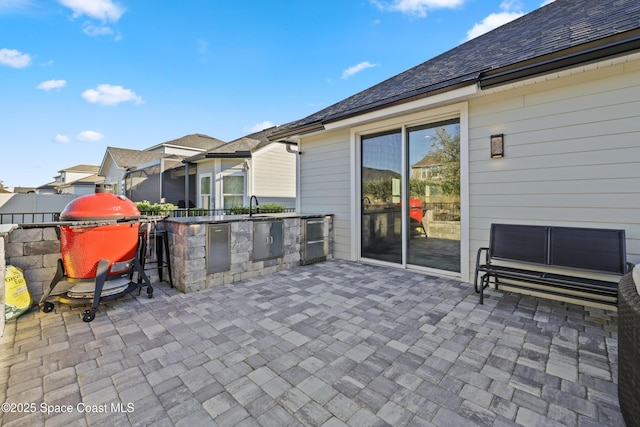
[58,164,100,173]
[152,133,226,151]
[273,0,640,137]
[106,147,173,169]
[193,126,282,160]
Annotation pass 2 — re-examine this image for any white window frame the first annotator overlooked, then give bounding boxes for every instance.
[220,171,246,210]
[198,172,213,210]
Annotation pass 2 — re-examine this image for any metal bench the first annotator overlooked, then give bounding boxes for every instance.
[474,224,633,305]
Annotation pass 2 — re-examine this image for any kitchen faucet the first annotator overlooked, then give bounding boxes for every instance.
[249,195,259,217]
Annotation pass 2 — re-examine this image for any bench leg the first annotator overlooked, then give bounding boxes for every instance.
[475,273,491,305]
[474,268,487,304]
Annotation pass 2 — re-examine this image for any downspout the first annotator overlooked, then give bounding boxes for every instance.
[284,142,301,213]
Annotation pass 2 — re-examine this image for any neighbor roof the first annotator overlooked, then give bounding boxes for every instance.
[145,133,226,151]
[59,174,105,187]
[271,0,640,139]
[105,147,172,169]
[58,164,100,173]
[187,126,282,161]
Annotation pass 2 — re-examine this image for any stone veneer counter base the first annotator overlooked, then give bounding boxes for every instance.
[164,214,333,292]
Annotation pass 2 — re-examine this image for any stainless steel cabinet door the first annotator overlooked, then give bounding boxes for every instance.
[207,224,231,273]
[253,220,284,261]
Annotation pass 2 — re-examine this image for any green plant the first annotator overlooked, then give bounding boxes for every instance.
[228,203,285,215]
[134,200,177,216]
[258,203,285,213]
[229,206,250,215]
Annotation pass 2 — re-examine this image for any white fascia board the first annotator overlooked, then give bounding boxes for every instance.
[323,84,478,132]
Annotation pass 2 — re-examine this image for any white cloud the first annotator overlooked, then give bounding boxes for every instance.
[59,0,124,22]
[0,48,31,68]
[55,134,70,143]
[82,22,114,37]
[540,0,556,6]
[465,1,524,41]
[342,61,378,79]
[371,0,464,17]
[77,130,104,141]
[82,84,143,105]
[37,79,67,91]
[248,121,275,133]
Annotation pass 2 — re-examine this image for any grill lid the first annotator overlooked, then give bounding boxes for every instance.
[60,185,140,221]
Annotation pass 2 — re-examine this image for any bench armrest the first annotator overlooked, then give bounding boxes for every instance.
[474,247,490,296]
[475,247,490,268]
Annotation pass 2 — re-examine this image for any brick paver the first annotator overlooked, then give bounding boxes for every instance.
[0,260,623,426]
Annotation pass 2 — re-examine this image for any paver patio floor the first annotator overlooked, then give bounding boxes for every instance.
[0,260,623,426]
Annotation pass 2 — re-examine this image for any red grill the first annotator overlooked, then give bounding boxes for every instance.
[39,184,153,322]
[59,186,141,279]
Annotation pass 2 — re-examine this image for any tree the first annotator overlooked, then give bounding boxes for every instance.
[427,126,460,196]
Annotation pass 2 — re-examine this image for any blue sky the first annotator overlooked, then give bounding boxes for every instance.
[0,0,554,188]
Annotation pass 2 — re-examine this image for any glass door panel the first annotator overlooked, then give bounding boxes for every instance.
[361,130,402,264]
[407,120,460,272]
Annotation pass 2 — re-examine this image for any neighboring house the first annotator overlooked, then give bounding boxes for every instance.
[99,134,225,204]
[36,164,103,196]
[56,164,104,196]
[57,174,105,196]
[184,127,297,211]
[99,147,172,197]
[11,187,36,194]
[268,0,640,287]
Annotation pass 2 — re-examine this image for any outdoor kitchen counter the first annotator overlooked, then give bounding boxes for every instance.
[163,213,333,292]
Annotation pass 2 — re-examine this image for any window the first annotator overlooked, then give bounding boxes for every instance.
[199,174,212,210]
[222,174,245,210]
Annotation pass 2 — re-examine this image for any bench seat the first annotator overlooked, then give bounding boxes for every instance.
[475,224,630,305]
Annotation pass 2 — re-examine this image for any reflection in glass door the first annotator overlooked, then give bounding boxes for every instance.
[407,120,460,272]
[361,130,402,264]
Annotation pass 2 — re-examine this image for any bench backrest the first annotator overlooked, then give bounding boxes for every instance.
[490,224,548,264]
[489,224,627,274]
[550,227,627,274]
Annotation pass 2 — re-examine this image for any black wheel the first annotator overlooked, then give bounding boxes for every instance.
[82,310,96,322]
[42,302,55,313]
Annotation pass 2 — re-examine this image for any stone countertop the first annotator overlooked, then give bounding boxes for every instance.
[0,224,18,235]
[164,212,332,224]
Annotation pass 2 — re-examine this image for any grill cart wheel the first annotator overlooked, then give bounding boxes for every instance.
[42,302,55,313]
[82,310,96,322]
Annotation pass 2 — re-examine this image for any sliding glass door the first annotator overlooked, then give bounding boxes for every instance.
[361,130,402,264]
[407,120,460,272]
[360,119,461,273]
